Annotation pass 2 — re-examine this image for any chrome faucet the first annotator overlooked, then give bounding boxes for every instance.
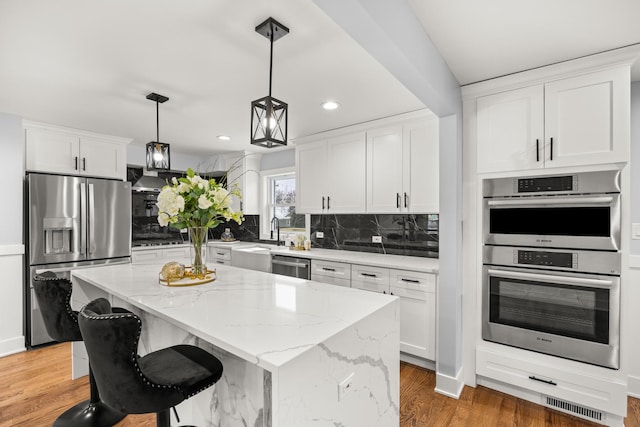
[270,216,285,246]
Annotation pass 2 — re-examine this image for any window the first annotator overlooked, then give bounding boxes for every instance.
[261,169,307,242]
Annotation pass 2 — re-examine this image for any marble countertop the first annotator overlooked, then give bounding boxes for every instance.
[72,262,397,371]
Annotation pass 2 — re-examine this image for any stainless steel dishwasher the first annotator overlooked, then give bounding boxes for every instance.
[271,254,311,279]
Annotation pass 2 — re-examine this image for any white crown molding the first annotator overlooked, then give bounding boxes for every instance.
[23,120,133,144]
[461,44,640,100]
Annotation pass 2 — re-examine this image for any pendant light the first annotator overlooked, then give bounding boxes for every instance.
[250,17,289,148]
[145,92,170,170]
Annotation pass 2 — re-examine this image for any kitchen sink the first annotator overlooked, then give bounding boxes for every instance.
[231,245,272,273]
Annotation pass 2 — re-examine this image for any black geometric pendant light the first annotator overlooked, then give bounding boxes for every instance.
[250,17,289,148]
[145,92,170,170]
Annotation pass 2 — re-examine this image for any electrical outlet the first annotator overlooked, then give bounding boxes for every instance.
[338,372,354,401]
[316,231,324,238]
[372,235,382,243]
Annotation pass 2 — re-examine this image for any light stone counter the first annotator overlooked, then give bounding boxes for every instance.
[71,262,399,426]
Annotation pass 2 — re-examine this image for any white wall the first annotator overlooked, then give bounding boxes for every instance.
[127,144,211,172]
[260,149,294,171]
[0,112,25,356]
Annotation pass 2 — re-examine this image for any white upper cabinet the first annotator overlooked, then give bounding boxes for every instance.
[327,132,366,213]
[25,123,130,180]
[296,132,366,214]
[403,117,439,213]
[367,117,439,213]
[296,141,327,214]
[225,152,261,215]
[366,125,403,213]
[477,85,544,174]
[476,67,629,174]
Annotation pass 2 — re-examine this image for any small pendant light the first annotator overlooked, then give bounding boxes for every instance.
[250,17,289,148]
[145,92,170,170]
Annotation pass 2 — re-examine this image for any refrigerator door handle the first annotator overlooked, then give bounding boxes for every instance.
[80,182,87,255]
[88,183,96,254]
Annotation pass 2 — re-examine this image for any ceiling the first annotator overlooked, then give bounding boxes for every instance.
[2,1,640,158]
[409,0,640,85]
[0,0,425,156]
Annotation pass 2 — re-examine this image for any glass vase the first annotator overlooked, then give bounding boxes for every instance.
[188,227,208,276]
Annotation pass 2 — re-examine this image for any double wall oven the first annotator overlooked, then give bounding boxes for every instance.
[482,170,621,369]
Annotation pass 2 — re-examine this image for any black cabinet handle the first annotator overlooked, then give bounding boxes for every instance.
[216,252,225,256]
[322,196,325,210]
[240,201,243,211]
[74,156,79,170]
[82,157,86,171]
[401,278,420,284]
[383,290,387,294]
[536,139,540,162]
[322,267,336,272]
[327,196,330,210]
[404,192,408,208]
[396,193,400,208]
[529,375,557,386]
[550,138,553,161]
[361,273,377,278]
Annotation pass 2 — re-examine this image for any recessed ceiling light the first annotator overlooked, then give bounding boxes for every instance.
[217,135,231,141]
[322,101,340,110]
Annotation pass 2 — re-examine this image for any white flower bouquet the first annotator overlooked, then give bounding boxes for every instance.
[156,168,243,230]
[156,168,243,275]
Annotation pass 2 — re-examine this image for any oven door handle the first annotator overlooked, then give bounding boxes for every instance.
[487,268,615,288]
[487,196,613,207]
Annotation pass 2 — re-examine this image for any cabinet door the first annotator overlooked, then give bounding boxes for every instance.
[131,250,162,264]
[476,85,544,174]
[295,142,327,214]
[544,67,630,168]
[80,136,126,179]
[403,118,439,213]
[327,132,366,213]
[25,128,80,175]
[366,126,403,213]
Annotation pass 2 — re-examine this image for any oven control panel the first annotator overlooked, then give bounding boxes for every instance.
[517,175,575,193]
[516,250,577,269]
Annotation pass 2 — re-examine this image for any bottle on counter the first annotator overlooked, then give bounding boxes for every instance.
[220,228,235,242]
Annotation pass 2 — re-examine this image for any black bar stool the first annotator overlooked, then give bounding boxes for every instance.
[78,298,224,427]
[32,272,125,426]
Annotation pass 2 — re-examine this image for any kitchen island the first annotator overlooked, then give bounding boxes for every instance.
[71,262,399,426]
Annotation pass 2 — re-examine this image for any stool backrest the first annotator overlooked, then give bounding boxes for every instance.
[78,298,183,414]
[32,272,82,342]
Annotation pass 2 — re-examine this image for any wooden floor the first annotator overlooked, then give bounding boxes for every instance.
[1,343,639,426]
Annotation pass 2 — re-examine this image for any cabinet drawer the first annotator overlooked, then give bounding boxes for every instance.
[131,250,162,264]
[476,345,626,416]
[390,269,436,293]
[311,273,350,288]
[211,248,232,261]
[163,247,190,261]
[311,260,350,280]
[351,264,389,293]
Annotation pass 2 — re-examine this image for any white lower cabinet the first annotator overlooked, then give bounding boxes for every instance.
[476,345,627,419]
[310,259,351,287]
[131,247,190,264]
[208,247,232,266]
[351,264,437,361]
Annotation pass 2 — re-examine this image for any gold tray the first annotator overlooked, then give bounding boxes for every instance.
[159,267,216,287]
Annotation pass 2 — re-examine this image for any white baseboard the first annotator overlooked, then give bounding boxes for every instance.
[0,336,25,358]
[628,374,640,398]
[435,366,464,399]
[400,352,436,371]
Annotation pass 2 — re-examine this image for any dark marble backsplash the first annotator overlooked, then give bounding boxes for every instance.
[309,214,438,258]
[209,215,260,241]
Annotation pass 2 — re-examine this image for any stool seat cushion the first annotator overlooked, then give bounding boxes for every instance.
[139,345,223,399]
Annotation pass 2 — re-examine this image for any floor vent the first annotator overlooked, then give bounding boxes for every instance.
[545,396,603,422]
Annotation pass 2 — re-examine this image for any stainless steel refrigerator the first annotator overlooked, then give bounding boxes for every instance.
[25,173,131,347]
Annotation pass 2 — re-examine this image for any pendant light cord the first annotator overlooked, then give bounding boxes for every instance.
[268,22,274,97]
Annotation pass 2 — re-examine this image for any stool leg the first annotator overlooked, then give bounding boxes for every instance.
[53,365,126,427]
[157,409,171,427]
